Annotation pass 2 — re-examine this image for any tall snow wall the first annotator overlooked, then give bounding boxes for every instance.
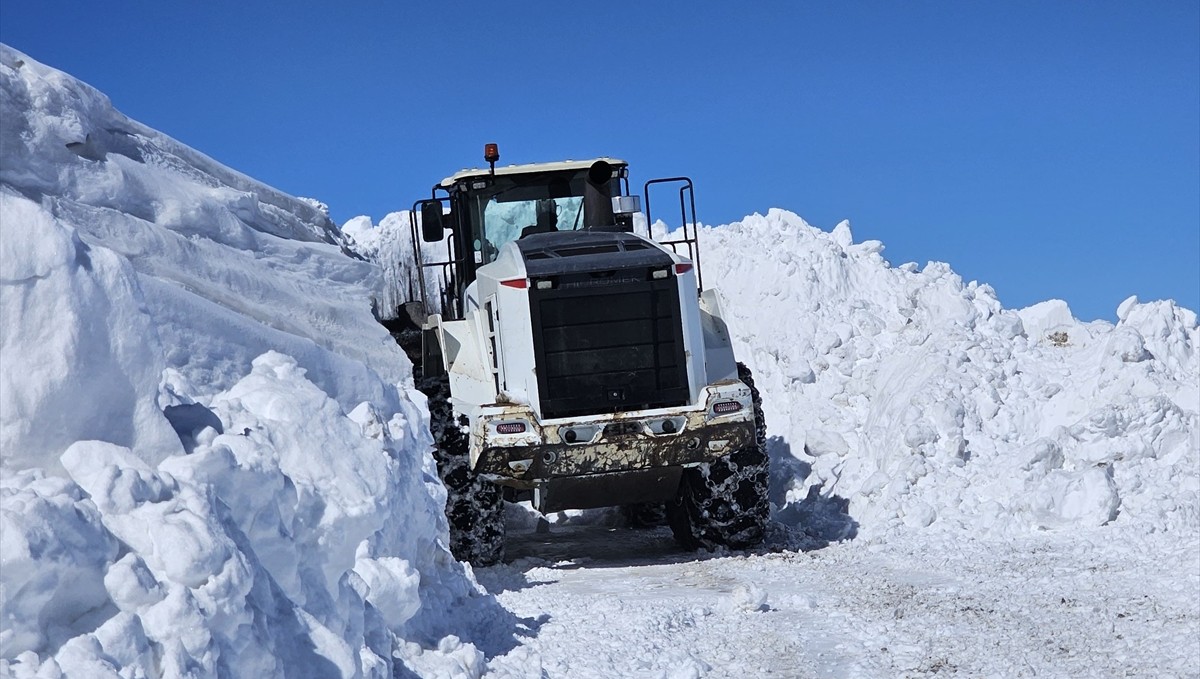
[0,45,510,678]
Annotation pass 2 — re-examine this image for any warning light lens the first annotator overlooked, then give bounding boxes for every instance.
[712,401,742,415]
[496,422,526,434]
[675,263,694,275]
[484,143,500,163]
[500,278,528,289]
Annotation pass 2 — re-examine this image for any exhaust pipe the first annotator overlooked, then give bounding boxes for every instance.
[583,160,615,229]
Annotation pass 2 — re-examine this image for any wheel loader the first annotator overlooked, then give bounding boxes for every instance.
[400,144,768,565]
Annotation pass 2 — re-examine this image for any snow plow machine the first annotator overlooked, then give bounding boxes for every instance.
[397,144,768,565]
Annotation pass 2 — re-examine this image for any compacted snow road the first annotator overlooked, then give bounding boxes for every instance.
[478,523,1199,679]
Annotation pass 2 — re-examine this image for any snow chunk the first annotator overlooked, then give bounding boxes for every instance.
[831,219,854,247]
[353,557,422,629]
[63,441,238,589]
[804,430,849,457]
[1016,299,1076,345]
[1030,467,1121,528]
[0,471,117,658]
[1117,294,1139,321]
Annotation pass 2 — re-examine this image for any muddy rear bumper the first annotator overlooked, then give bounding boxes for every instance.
[474,415,755,512]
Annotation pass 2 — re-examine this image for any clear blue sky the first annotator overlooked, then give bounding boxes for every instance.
[3,1,1197,321]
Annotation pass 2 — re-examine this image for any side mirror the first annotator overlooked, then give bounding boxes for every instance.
[420,201,445,242]
[611,195,641,233]
[612,195,641,216]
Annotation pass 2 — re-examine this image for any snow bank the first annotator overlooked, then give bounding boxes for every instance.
[1,45,508,678]
[0,45,402,418]
[692,209,1198,540]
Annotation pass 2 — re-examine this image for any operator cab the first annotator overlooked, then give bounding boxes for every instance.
[439,157,635,267]
[411,144,696,321]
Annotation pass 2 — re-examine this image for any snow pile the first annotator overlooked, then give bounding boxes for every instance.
[1,45,506,678]
[694,209,1198,540]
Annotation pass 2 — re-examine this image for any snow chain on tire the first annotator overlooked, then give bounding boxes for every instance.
[666,362,769,551]
[419,374,505,566]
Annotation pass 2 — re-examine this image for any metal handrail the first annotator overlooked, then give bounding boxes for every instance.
[643,177,702,292]
[408,192,464,319]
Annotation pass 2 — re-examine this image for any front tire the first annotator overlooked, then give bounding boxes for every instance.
[422,375,505,566]
[667,363,769,551]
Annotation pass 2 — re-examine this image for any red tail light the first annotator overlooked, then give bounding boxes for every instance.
[712,401,742,415]
[496,422,526,434]
[675,263,693,275]
[500,278,528,289]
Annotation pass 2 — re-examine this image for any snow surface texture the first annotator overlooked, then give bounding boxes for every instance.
[0,46,514,678]
[3,42,1198,678]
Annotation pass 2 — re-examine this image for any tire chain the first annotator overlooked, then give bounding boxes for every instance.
[418,374,505,566]
[668,362,770,550]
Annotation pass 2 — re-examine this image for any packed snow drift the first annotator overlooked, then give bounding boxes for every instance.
[695,214,1198,540]
[2,43,1197,678]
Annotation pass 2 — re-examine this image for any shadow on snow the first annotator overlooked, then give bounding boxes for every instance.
[766,435,859,551]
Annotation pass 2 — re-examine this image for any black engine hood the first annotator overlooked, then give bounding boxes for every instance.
[516,231,675,277]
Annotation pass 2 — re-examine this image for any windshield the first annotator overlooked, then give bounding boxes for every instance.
[463,169,608,264]
[482,196,583,252]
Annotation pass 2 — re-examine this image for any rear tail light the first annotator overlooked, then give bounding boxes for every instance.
[500,278,528,289]
[495,422,527,434]
[712,401,742,415]
[675,263,693,275]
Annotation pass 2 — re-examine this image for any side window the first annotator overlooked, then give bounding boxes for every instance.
[554,197,584,231]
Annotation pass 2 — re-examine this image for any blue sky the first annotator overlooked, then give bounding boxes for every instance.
[3,1,1197,321]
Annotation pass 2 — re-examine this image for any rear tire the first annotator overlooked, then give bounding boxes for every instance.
[421,375,505,566]
[667,363,769,551]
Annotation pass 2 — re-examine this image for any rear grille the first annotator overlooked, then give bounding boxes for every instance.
[530,277,689,419]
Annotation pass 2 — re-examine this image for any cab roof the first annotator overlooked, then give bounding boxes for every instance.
[439,157,628,188]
